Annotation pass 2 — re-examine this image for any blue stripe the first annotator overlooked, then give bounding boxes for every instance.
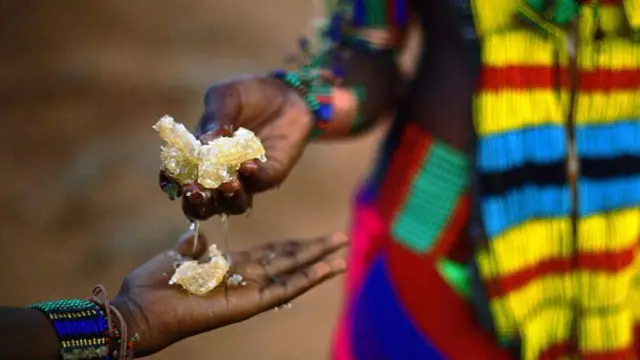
[355,179,377,205]
[575,119,640,158]
[477,125,567,172]
[351,255,444,360]
[394,0,408,26]
[352,0,365,26]
[578,175,640,216]
[481,185,571,238]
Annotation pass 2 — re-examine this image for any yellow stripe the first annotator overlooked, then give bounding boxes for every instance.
[628,269,640,322]
[577,37,640,70]
[470,0,520,37]
[578,4,628,39]
[475,90,567,136]
[577,264,637,308]
[522,304,573,360]
[487,268,637,335]
[623,0,640,30]
[477,209,639,281]
[481,30,558,66]
[578,208,640,253]
[472,1,636,39]
[493,273,575,327]
[476,219,571,279]
[574,91,640,125]
[578,309,633,354]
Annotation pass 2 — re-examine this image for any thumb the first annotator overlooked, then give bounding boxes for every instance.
[196,82,242,138]
[174,230,209,260]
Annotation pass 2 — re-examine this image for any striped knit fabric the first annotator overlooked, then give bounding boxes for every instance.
[471,0,640,359]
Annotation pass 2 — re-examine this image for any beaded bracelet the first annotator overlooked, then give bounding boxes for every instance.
[29,299,110,360]
[272,67,335,139]
[29,285,139,360]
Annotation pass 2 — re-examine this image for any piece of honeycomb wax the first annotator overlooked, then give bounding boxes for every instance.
[197,128,267,189]
[153,115,266,189]
[153,115,201,185]
[169,245,230,295]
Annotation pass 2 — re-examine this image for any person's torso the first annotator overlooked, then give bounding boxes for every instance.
[359,0,640,358]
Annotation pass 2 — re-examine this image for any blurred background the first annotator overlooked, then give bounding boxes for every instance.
[0,1,415,359]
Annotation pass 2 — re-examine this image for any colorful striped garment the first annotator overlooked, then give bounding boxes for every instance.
[326,0,640,359]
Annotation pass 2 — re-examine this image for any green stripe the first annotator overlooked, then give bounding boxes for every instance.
[350,86,367,133]
[365,0,387,27]
[436,259,471,299]
[391,142,468,253]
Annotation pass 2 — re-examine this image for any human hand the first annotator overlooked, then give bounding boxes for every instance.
[158,76,315,220]
[112,230,347,357]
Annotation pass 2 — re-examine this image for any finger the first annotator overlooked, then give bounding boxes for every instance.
[239,160,259,176]
[215,187,252,215]
[259,258,346,306]
[174,230,209,259]
[196,84,242,138]
[218,179,241,194]
[240,159,276,193]
[199,125,234,142]
[260,233,348,278]
[181,195,220,221]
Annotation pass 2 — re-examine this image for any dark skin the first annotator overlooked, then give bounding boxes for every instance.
[0,231,348,359]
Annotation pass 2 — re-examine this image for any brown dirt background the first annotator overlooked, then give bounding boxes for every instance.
[0,1,398,359]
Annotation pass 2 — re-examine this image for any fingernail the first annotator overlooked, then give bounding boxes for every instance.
[240,162,259,175]
[330,233,349,245]
[330,259,347,271]
[311,262,331,278]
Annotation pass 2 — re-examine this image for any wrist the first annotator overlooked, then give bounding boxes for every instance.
[109,297,143,358]
[270,68,335,141]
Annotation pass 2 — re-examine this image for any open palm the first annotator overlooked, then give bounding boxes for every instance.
[112,231,347,357]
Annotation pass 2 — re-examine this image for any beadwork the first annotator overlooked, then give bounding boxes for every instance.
[272,0,410,139]
[272,67,335,139]
[29,299,110,360]
[470,0,640,358]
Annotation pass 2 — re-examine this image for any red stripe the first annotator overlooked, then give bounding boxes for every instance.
[386,0,397,27]
[582,347,634,360]
[539,342,574,360]
[486,244,637,299]
[538,341,632,360]
[477,66,569,91]
[378,124,432,224]
[316,95,332,103]
[430,194,470,259]
[580,69,640,92]
[385,237,512,359]
[478,66,640,92]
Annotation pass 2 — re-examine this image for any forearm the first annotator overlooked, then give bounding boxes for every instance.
[0,307,60,360]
